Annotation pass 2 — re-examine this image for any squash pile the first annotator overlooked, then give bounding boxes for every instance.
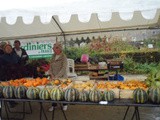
[0,77,49,87]
[96,80,148,90]
[0,78,160,104]
[0,85,109,103]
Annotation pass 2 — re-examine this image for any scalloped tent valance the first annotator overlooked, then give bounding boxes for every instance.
[0,9,160,41]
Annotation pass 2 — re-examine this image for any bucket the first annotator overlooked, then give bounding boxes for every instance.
[98,62,107,68]
[109,74,124,81]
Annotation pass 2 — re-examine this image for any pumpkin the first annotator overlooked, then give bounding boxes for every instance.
[0,85,4,98]
[133,88,148,104]
[39,87,50,100]
[14,86,27,99]
[64,88,79,102]
[50,87,64,101]
[3,86,14,99]
[103,90,115,102]
[89,89,102,102]
[78,90,89,102]
[26,87,39,99]
[148,87,160,104]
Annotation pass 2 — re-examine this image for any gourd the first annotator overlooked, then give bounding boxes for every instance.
[26,87,39,99]
[39,87,50,100]
[103,90,115,102]
[89,89,102,102]
[3,86,14,99]
[50,87,64,101]
[14,86,27,99]
[133,88,148,104]
[148,87,160,104]
[64,88,79,102]
[0,85,4,98]
[78,90,89,102]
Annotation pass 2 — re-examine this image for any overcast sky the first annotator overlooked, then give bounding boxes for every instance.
[0,0,160,23]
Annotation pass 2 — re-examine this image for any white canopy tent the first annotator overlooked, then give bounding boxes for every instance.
[0,9,160,41]
[0,0,160,41]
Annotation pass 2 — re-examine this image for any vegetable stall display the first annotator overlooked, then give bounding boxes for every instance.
[0,78,155,104]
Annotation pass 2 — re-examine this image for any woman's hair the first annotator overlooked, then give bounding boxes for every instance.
[53,42,62,51]
[0,42,7,49]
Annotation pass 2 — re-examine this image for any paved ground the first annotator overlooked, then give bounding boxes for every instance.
[122,74,147,81]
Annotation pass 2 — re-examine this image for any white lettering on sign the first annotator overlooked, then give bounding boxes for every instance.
[21,42,53,55]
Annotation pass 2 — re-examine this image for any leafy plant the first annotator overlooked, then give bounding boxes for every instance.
[145,63,160,87]
[65,47,89,60]
[123,57,136,73]
[123,57,158,74]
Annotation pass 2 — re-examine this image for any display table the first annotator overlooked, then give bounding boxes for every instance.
[0,98,159,120]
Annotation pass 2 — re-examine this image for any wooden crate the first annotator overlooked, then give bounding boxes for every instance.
[75,62,90,69]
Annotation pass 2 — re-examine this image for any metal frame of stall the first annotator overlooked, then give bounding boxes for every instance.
[0,98,160,120]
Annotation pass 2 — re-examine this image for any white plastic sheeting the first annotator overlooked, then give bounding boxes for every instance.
[0,9,160,41]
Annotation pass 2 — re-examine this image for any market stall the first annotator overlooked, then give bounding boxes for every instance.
[0,3,160,120]
[0,78,159,120]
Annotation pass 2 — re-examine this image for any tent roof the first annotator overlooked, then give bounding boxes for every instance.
[0,9,160,41]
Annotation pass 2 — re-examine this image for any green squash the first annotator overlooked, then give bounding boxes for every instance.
[0,85,4,98]
[103,90,115,102]
[133,88,148,104]
[50,87,64,101]
[89,89,102,102]
[39,87,50,100]
[14,86,27,99]
[148,87,160,104]
[78,90,89,102]
[26,87,39,99]
[3,86,14,99]
[64,88,79,102]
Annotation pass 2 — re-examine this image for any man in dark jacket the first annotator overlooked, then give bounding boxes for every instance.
[0,44,21,81]
[13,40,29,65]
[12,40,38,78]
[0,44,20,107]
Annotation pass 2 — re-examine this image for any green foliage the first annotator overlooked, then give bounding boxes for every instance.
[134,62,156,74]
[156,40,160,48]
[123,57,136,73]
[65,47,90,60]
[108,40,137,52]
[123,57,158,74]
[145,63,160,87]
[65,38,160,75]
